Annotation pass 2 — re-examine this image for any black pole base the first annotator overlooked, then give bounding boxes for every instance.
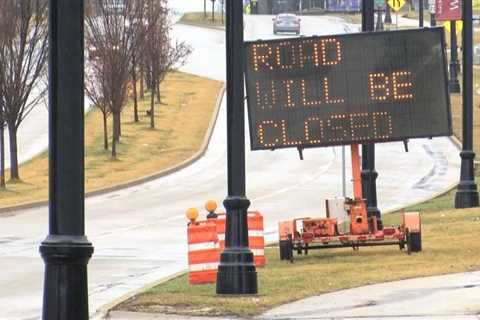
[449,80,461,93]
[216,196,257,295]
[384,13,392,24]
[40,235,94,320]
[455,151,479,208]
[216,248,258,294]
[455,183,479,208]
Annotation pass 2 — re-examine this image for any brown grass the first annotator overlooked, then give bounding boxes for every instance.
[115,26,480,320]
[118,208,480,318]
[0,72,223,208]
[180,12,225,28]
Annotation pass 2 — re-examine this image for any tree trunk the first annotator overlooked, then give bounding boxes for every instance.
[156,81,161,104]
[212,0,215,22]
[0,124,5,188]
[8,124,19,180]
[111,116,117,159]
[103,111,108,150]
[150,79,155,129]
[132,56,139,122]
[140,64,145,99]
[113,111,121,142]
[204,0,207,18]
[118,110,121,137]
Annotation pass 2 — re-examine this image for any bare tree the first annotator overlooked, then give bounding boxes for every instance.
[144,0,191,129]
[139,62,145,99]
[211,0,216,23]
[0,0,48,180]
[0,10,6,188]
[85,64,111,151]
[85,0,148,158]
[0,105,6,189]
[131,50,140,122]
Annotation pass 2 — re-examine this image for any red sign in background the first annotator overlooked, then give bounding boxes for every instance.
[435,0,462,21]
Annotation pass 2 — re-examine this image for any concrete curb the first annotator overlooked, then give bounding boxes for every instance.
[0,85,226,216]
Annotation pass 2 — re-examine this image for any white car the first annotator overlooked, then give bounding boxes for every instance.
[273,13,301,35]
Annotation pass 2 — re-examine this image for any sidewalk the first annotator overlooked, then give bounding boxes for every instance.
[106,272,480,320]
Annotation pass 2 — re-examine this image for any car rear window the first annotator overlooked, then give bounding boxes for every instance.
[278,15,297,21]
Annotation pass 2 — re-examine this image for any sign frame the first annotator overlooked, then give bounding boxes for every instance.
[243,28,452,151]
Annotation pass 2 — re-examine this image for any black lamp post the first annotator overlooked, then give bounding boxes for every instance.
[376,8,384,31]
[449,21,461,93]
[384,0,392,24]
[455,0,480,208]
[419,0,424,27]
[39,1,93,319]
[430,3,436,27]
[362,0,382,230]
[216,0,257,294]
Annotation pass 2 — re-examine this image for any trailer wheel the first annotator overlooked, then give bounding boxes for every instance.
[279,235,294,262]
[279,240,289,260]
[406,231,422,254]
[409,232,422,252]
[287,235,294,263]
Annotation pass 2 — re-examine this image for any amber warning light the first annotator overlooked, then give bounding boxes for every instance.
[244,28,452,151]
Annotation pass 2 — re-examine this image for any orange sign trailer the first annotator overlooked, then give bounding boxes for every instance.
[278,144,422,261]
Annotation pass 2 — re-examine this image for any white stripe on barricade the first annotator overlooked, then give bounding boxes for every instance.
[251,249,265,256]
[217,231,263,240]
[188,262,219,272]
[188,242,219,252]
[249,230,264,237]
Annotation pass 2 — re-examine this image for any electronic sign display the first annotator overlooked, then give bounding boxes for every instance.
[244,28,452,151]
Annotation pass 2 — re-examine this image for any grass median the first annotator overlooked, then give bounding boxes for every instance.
[115,24,480,319]
[180,12,225,28]
[0,72,223,209]
[117,188,480,318]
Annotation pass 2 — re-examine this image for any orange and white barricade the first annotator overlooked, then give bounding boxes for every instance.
[213,211,265,267]
[187,220,219,285]
[248,211,265,267]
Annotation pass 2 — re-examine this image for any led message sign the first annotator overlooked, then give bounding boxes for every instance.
[244,28,452,151]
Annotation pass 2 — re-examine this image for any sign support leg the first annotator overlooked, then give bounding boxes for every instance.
[351,144,363,200]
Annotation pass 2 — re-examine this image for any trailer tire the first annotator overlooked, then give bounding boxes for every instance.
[279,240,289,260]
[410,232,422,252]
[279,236,294,261]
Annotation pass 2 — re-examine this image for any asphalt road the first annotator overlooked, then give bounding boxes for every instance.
[0,13,461,320]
